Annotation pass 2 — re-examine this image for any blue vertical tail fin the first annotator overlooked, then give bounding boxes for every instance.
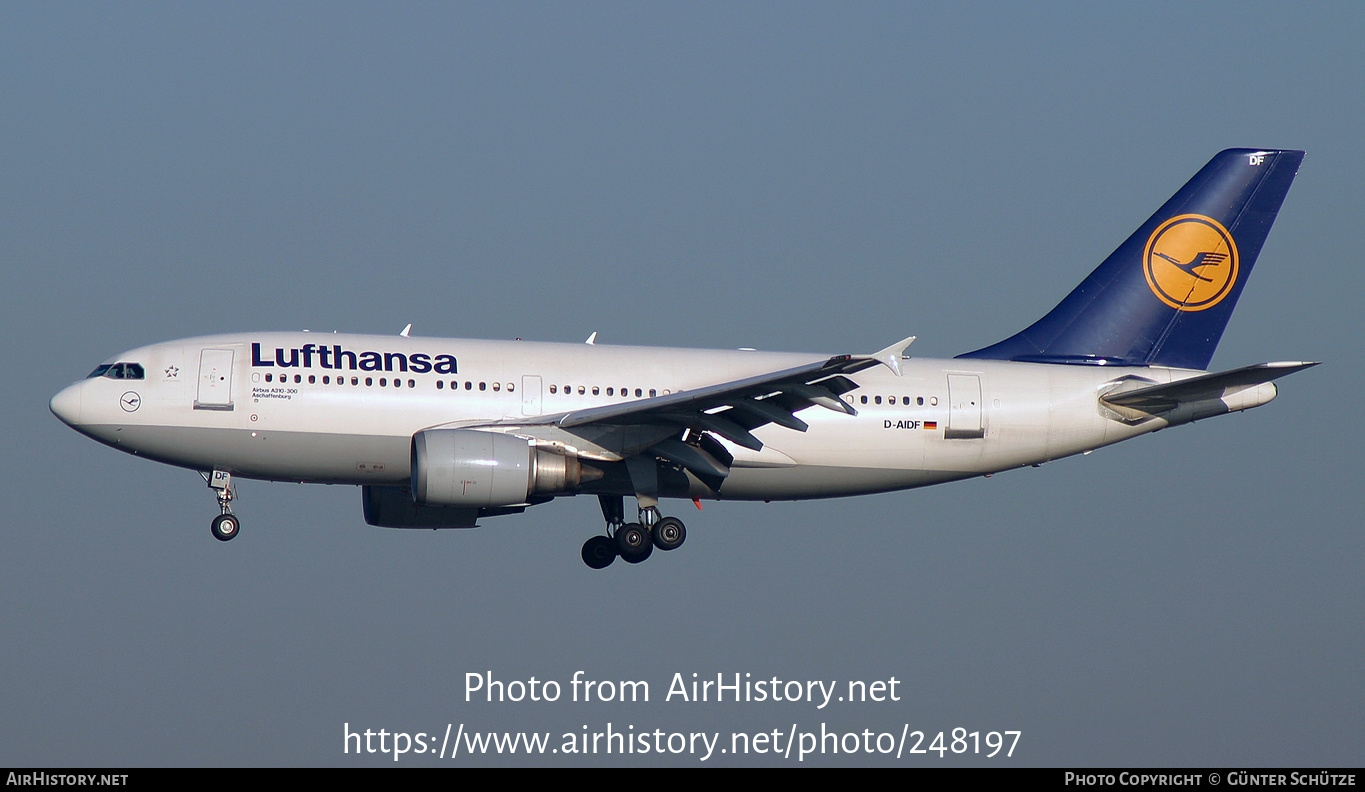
[957,149,1303,370]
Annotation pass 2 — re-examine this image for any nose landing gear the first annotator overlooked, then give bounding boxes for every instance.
[203,470,240,542]
[210,513,239,541]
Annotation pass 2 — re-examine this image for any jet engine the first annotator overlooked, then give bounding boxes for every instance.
[410,428,595,507]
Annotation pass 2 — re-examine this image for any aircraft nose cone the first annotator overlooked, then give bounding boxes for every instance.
[50,383,83,427]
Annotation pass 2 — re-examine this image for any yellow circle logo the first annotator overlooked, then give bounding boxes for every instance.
[1143,214,1239,311]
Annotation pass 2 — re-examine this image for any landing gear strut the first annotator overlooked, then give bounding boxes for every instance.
[203,470,240,542]
[580,495,687,569]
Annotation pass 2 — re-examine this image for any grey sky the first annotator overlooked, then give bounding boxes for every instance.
[3,2,1361,766]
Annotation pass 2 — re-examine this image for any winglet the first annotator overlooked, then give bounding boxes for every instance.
[399,324,412,337]
[585,332,597,345]
[869,336,916,376]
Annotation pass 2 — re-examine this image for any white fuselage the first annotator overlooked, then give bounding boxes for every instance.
[50,332,1197,502]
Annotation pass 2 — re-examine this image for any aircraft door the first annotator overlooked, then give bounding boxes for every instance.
[945,374,984,439]
[195,348,235,410]
[521,375,543,416]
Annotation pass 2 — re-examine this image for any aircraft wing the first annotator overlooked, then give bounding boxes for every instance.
[541,353,874,444]
[560,356,870,430]
[452,340,916,489]
[1101,361,1319,413]
[545,334,916,439]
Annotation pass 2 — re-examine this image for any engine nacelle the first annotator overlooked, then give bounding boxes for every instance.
[411,428,589,507]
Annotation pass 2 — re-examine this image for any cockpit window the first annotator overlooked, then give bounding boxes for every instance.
[87,362,146,380]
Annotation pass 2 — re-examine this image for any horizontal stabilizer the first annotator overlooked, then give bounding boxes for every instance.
[1101,361,1318,416]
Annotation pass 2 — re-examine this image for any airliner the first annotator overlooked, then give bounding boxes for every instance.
[50,149,1317,568]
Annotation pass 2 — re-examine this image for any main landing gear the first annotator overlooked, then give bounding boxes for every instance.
[581,494,687,569]
[203,470,240,541]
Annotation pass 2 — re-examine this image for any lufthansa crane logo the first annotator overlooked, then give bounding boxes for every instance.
[1143,214,1239,311]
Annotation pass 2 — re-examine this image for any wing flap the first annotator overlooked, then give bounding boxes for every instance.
[652,438,731,479]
